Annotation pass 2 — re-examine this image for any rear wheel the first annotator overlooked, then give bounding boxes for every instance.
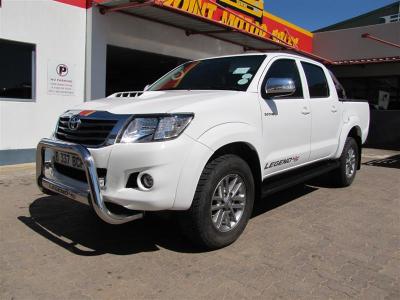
[330,137,359,187]
[180,154,255,249]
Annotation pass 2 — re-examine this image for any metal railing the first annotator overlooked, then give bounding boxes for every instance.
[36,138,143,225]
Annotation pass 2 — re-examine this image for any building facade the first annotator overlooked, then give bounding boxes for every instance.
[0,0,398,165]
[313,1,400,149]
[0,0,314,165]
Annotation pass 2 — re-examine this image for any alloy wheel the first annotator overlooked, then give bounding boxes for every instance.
[210,174,247,232]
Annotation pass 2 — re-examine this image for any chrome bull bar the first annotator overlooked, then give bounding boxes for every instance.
[36,138,143,225]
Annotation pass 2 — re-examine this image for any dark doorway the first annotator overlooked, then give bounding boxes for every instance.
[106,45,188,96]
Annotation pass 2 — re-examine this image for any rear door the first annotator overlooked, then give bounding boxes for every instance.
[300,61,342,161]
[259,57,312,177]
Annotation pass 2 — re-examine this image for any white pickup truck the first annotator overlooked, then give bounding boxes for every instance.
[37,52,370,249]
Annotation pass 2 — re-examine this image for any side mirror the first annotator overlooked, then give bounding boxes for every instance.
[265,78,296,98]
[144,84,151,91]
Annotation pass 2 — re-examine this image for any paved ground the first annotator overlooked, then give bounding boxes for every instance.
[0,149,399,299]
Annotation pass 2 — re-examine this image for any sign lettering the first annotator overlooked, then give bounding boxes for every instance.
[160,0,313,52]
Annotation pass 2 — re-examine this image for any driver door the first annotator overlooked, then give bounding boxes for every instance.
[259,57,312,177]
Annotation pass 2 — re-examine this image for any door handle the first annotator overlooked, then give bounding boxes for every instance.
[331,105,338,113]
[301,107,311,115]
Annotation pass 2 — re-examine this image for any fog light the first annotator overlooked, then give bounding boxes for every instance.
[139,173,154,189]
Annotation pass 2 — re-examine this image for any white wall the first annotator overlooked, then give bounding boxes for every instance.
[0,1,244,153]
[87,7,244,100]
[0,0,86,150]
[313,22,400,61]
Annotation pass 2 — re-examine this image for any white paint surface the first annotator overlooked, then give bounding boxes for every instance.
[0,1,244,152]
[0,0,86,150]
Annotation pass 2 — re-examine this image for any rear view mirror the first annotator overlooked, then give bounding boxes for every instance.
[265,78,296,98]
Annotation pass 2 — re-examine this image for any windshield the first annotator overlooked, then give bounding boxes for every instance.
[148,55,266,92]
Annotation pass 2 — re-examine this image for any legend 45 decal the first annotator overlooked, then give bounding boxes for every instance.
[265,155,300,169]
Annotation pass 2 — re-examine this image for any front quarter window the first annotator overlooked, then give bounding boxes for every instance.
[262,59,303,99]
[148,55,265,92]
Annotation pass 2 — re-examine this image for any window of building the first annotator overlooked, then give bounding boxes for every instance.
[380,13,400,23]
[301,62,329,98]
[262,59,303,99]
[0,39,36,101]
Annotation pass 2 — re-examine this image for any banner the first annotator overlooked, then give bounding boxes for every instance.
[159,0,313,52]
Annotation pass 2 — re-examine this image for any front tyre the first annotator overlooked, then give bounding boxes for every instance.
[331,137,359,187]
[180,154,255,249]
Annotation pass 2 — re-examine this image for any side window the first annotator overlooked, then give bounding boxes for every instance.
[301,62,329,98]
[262,59,303,99]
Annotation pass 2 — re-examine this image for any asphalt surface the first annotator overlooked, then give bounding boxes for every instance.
[0,149,399,299]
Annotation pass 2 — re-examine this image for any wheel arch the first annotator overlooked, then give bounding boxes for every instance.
[208,142,262,201]
[337,124,363,170]
[173,122,263,210]
[347,126,362,170]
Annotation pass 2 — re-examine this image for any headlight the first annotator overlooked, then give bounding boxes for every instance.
[120,114,194,143]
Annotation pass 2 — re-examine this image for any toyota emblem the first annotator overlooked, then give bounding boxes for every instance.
[68,115,81,130]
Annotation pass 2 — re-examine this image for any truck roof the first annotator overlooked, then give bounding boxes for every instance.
[194,51,324,65]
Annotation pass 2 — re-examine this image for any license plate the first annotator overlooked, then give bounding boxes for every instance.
[54,151,84,170]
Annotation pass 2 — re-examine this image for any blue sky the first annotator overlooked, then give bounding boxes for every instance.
[264,0,398,31]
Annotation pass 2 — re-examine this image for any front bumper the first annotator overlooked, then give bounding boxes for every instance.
[36,138,143,224]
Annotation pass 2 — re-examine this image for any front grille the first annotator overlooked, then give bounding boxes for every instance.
[56,116,117,146]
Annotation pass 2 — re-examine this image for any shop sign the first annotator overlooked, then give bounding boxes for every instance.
[159,0,313,52]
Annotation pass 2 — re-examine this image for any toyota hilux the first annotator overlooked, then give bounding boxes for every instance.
[37,52,370,249]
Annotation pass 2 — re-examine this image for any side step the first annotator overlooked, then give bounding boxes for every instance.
[261,160,340,197]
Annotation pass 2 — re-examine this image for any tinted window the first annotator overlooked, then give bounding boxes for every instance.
[262,59,303,99]
[0,39,35,100]
[149,55,265,92]
[301,62,329,98]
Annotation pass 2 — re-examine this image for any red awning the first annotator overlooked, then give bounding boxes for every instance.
[95,0,332,64]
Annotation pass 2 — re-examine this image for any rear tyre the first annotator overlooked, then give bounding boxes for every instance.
[180,154,255,250]
[330,137,359,187]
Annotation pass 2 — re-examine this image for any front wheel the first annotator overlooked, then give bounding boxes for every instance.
[180,154,255,249]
